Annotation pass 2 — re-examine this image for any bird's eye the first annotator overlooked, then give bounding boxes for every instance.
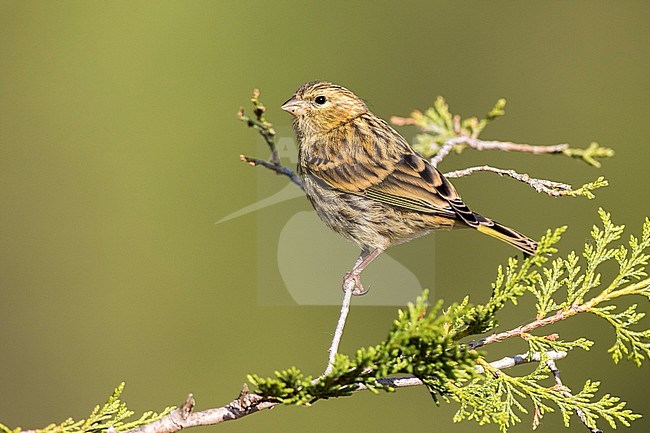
[314,95,327,105]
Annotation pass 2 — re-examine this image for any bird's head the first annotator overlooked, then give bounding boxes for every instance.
[282,81,368,133]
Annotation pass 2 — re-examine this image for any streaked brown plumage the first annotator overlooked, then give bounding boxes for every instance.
[282,81,537,295]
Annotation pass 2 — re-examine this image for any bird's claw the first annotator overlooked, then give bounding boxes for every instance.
[343,272,369,296]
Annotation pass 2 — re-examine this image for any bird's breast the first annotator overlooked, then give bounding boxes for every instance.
[300,173,452,251]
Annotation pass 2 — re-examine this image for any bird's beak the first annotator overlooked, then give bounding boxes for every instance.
[281,97,307,116]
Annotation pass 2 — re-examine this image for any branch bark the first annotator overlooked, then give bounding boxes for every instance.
[323,286,354,376]
[239,154,303,188]
[120,351,568,433]
[430,136,568,167]
[443,165,575,197]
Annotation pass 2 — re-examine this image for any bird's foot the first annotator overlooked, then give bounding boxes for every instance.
[343,272,369,296]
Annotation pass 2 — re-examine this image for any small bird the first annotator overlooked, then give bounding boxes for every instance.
[282,81,537,296]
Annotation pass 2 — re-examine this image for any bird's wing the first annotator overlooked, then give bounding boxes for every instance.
[303,134,479,226]
[364,152,479,225]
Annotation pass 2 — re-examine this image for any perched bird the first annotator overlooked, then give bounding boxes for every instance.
[282,81,537,295]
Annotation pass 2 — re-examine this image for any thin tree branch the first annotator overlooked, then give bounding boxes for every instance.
[431,136,568,167]
[239,154,303,188]
[443,165,574,197]
[120,351,567,433]
[238,89,304,189]
[323,286,354,376]
[116,387,276,433]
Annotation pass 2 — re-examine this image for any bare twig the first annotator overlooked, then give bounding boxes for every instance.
[546,359,602,433]
[443,165,574,197]
[389,115,418,126]
[120,351,567,433]
[323,286,354,376]
[455,137,569,154]
[239,154,302,188]
[431,136,568,167]
[239,90,303,189]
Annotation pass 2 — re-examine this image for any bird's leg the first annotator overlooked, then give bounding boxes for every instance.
[343,247,384,296]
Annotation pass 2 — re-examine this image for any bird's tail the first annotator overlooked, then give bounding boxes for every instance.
[474,214,538,256]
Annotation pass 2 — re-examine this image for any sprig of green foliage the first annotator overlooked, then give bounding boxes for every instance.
[237,88,277,151]
[450,209,649,431]
[448,226,565,342]
[249,295,479,405]
[560,176,609,199]
[238,88,282,167]
[3,216,645,433]
[249,210,649,431]
[409,96,507,148]
[563,142,615,168]
[4,219,642,433]
[526,209,650,365]
[452,361,639,432]
[0,384,174,433]
[399,96,614,168]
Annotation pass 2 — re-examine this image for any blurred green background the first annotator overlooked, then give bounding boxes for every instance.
[1,1,648,432]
